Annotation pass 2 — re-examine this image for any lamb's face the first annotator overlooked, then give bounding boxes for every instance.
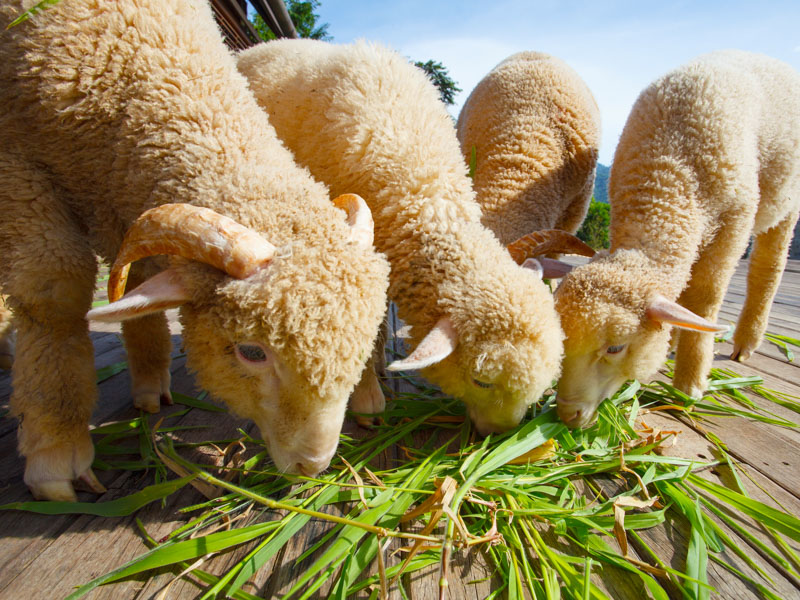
[180,312,347,475]
[180,243,388,477]
[554,260,670,428]
[438,338,560,436]
[411,274,565,436]
[87,200,388,478]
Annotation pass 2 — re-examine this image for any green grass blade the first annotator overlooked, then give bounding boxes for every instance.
[96,361,128,383]
[5,0,62,28]
[709,555,784,600]
[64,520,281,599]
[0,475,195,516]
[689,476,800,542]
[171,392,227,413]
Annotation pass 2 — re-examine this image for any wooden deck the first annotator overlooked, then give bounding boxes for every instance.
[1,259,799,599]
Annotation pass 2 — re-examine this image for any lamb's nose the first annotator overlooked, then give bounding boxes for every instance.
[556,399,586,428]
[295,455,333,478]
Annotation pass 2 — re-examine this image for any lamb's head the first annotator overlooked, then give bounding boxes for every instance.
[387,231,573,436]
[554,250,726,428]
[88,199,389,476]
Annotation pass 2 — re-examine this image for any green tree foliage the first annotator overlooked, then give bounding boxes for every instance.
[253,0,332,42]
[593,163,610,204]
[414,60,462,106]
[576,197,610,250]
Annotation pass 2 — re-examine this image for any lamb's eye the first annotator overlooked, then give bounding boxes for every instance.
[236,343,268,363]
[472,377,494,389]
[606,344,626,355]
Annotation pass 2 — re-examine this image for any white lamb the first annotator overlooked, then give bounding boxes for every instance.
[554,50,800,428]
[457,51,601,245]
[238,40,587,435]
[0,0,389,501]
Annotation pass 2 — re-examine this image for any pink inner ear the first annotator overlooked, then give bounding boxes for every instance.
[386,316,458,371]
[86,268,190,322]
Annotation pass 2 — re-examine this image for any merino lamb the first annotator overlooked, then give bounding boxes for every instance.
[0,0,389,501]
[238,40,586,435]
[457,52,601,245]
[554,50,800,428]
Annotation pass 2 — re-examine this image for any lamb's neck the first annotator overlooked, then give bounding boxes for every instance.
[380,196,496,330]
[609,172,704,299]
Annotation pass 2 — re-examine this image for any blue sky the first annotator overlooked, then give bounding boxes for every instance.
[312,0,800,164]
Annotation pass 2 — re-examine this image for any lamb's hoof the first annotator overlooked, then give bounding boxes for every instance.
[29,467,106,501]
[29,479,78,502]
[133,392,162,413]
[671,376,705,402]
[730,344,753,362]
[24,439,101,502]
[133,389,172,413]
[682,385,705,401]
[355,414,382,428]
[78,468,107,494]
[349,371,385,427]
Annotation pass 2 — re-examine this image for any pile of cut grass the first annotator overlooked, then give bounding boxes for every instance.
[3,344,800,599]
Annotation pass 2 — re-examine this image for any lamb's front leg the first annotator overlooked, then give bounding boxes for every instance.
[349,311,389,425]
[672,212,754,398]
[120,262,173,413]
[11,286,104,502]
[1,157,106,501]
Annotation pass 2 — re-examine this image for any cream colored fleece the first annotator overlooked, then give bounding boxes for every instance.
[457,51,600,244]
[555,50,800,425]
[0,0,389,496]
[239,40,565,434]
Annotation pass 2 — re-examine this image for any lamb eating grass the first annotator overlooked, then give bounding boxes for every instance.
[554,50,800,428]
[0,0,389,501]
[457,51,601,246]
[238,40,587,435]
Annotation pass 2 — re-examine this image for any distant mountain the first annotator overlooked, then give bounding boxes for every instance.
[593,163,609,204]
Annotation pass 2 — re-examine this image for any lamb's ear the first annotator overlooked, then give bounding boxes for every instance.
[523,257,574,279]
[521,258,544,279]
[87,269,190,322]
[386,316,458,371]
[645,295,728,333]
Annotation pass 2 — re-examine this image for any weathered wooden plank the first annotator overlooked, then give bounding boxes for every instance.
[716,304,800,339]
[0,364,270,599]
[713,341,800,395]
[670,418,800,587]
[617,412,800,599]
